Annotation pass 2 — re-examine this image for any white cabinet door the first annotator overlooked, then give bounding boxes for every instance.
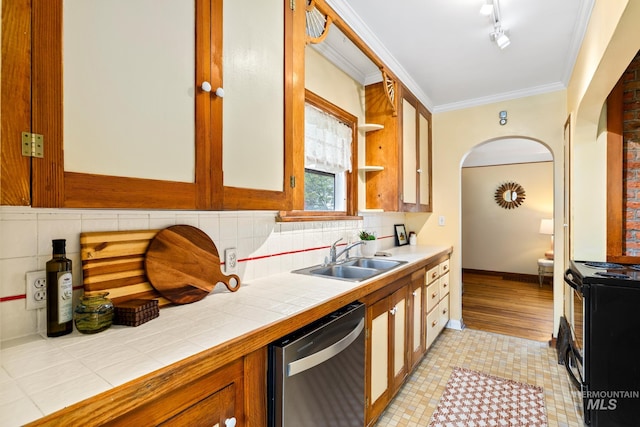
[223,0,284,192]
[401,98,417,204]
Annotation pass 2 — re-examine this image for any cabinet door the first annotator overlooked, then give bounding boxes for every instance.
[417,105,432,211]
[28,0,221,209]
[161,383,235,427]
[389,286,407,392]
[221,0,295,210]
[409,269,426,369]
[400,87,432,212]
[401,98,417,205]
[366,297,390,422]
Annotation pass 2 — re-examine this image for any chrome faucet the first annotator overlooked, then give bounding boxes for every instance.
[329,238,365,263]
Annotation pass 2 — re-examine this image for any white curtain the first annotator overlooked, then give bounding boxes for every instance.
[305,104,352,173]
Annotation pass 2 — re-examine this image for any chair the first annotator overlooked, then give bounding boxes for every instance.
[537,258,553,287]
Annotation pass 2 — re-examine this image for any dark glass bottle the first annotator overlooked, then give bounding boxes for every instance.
[46,239,73,337]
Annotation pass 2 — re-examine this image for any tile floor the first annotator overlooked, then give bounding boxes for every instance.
[375,328,583,426]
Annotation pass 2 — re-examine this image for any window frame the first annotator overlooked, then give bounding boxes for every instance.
[277,89,359,222]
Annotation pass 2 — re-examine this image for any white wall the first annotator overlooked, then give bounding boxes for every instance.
[462,162,554,275]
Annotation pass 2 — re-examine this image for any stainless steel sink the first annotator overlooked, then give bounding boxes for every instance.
[342,258,405,270]
[292,257,407,282]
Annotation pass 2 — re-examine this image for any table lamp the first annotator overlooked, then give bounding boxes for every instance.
[539,218,554,259]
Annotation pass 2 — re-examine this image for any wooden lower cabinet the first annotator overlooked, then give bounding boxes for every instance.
[426,260,450,350]
[364,257,449,426]
[96,348,268,427]
[104,359,245,427]
[363,273,416,426]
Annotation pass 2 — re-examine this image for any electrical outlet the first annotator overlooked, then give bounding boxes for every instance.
[225,248,238,274]
[26,270,47,310]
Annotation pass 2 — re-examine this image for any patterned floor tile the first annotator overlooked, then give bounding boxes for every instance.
[375,328,583,427]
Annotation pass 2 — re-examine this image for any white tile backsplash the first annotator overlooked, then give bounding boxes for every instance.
[0,206,405,344]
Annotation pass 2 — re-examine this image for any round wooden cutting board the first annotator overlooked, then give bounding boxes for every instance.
[145,225,240,304]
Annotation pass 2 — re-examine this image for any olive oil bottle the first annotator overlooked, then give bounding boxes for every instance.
[46,239,73,337]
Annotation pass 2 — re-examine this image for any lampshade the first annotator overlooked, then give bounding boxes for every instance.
[539,218,553,235]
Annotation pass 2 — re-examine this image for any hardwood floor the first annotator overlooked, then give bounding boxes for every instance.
[462,270,554,342]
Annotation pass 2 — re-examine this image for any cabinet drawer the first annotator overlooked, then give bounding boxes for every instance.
[426,282,439,313]
[439,273,450,298]
[439,259,449,276]
[426,265,439,284]
[437,294,450,335]
[426,306,440,349]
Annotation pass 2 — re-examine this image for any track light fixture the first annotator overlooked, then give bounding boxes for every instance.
[482,0,510,49]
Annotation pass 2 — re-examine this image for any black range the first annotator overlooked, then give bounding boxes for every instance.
[564,260,640,426]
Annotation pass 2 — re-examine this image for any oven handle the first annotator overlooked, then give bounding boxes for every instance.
[286,318,364,377]
[564,345,583,390]
[564,268,580,292]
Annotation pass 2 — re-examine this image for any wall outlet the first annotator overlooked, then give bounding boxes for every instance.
[225,248,238,274]
[26,270,47,310]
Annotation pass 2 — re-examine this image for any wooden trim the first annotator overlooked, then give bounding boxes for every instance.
[607,78,625,260]
[276,210,362,222]
[462,268,540,284]
[312,0,400,88]
[31,0,64,207]
[1,0,32,206]
[243,347,267,427]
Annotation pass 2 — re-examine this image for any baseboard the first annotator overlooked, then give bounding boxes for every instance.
[462,268,539,284]
[446,319,464,331]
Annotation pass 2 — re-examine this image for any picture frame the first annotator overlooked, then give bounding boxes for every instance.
[394,224,409,246]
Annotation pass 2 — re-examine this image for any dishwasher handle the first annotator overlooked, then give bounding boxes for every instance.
[287,318,365,377]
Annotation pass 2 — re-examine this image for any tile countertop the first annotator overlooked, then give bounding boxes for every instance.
[0,245,450,426]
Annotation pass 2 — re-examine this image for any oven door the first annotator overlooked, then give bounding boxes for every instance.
[563,269,584,389]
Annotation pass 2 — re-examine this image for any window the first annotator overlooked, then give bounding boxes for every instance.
[278,90,358,221]
[304,102,352,211]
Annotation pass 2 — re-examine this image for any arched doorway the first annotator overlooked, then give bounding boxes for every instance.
[460,138,555,341]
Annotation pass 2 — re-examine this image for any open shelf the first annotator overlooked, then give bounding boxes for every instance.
[360,166,384,172]
[358,123,384,132]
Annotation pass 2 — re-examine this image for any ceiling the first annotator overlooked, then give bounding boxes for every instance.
[323,0,595,113]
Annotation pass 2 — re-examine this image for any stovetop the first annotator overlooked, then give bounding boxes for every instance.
[570,260,640,286]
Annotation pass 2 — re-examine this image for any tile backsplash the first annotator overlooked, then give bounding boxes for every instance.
[0,206,405,343]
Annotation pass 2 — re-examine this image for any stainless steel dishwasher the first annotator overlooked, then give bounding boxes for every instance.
[268,302,365,427]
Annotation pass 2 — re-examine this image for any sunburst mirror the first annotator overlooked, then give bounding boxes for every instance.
[494,182,526,209]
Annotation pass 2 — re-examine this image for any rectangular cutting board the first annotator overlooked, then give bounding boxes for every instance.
[80,229,172,307]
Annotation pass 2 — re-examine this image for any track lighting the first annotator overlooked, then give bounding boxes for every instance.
[482,0,510,49]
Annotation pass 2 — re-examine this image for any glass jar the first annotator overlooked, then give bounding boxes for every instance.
[74,292,114,334]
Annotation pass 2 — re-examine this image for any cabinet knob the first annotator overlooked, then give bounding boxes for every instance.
[412,291,417,297]
[200,82,225,97]
[225,417,237,427]
[432,292,437,299]
[390,307,397,316]
[417,169,422,173]
[432,319,438,327]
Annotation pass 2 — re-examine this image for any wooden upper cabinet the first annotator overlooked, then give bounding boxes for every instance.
[364,83,432,212]
[400,88,432,212]
[27,0,222,209]
[3,0,297,210]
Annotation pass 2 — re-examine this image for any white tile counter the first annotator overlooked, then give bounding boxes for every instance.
[0,245,450,426]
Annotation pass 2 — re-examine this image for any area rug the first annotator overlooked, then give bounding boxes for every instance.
[428,367,548,427]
